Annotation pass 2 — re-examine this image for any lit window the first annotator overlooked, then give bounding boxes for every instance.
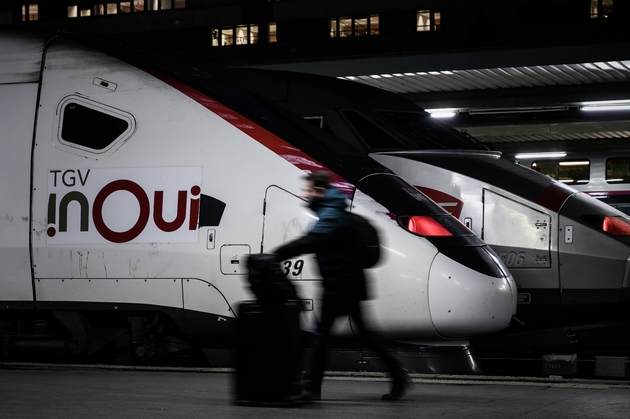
[174,0,185,9]
[80,8,91,17]
[160,0,171,10]
[250,25,259,44]
[222,28,234,46]
[417,10,441,31]
[417,10,430,31]
[94,4,104,15]
[107,3,117,14]
[370,14,379,35]
[434,11,441,31]
[29,4,38,21]
[606,158,630,183]
[591,0,613,18]
[331,15,379,37]
[211,28,219,46]
[22,4,38,21]
[355,17,368,36]
[68,5,78,18]
[531,160,590,185]
[329,18,337,38]
[134,0,144,12]
[212,25,260,46]
[269,23,277,42]
[120,2,131,13]
[147,0,158,11]
[339,17,352,37]
[236,24,248,45]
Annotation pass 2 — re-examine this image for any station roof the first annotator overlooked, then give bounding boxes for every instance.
[249,40,630,156]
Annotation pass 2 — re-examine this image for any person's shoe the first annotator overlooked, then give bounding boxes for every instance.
[382,370,413,401]
[302,381,321,401]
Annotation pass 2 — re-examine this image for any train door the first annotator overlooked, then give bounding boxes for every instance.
[261,185,319,317]
[0,82,38,303]
[482,189,558,305]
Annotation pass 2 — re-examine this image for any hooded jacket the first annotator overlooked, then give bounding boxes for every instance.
[274,187,368,302]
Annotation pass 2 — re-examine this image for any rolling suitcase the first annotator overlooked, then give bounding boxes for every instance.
[234,300,302,405]
[233,254,302,405]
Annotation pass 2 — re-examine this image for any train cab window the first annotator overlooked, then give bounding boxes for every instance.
[606,158,630,183]
[531,160,590,185]
[57,96,136,154]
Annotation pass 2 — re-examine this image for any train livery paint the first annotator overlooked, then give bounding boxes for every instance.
[46,167,204,244]
[0,28,516,365]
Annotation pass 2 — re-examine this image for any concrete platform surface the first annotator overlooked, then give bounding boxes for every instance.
[0,364,629,419]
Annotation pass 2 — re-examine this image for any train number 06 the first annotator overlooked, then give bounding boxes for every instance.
[499,252,525,266]
[283,259,305,276]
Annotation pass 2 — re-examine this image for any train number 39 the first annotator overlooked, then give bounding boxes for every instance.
[498,252,525,266]
[283,259,305,277]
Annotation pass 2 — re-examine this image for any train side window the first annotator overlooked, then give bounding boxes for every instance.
[56,95,136,155]
[531,160,590,185]
[606,157,630,184]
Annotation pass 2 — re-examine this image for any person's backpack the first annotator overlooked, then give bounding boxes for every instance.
[347,212,381,268]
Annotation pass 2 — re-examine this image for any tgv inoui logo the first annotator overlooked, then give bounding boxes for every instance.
[46,167,203,244]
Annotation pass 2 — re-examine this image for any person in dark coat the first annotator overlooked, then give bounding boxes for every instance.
[274,171,412,401]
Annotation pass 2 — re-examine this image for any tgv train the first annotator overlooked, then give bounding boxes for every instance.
[0,28,516,365]
[217,68,630,334]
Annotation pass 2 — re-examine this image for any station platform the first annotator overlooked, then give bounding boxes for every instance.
[1,363,628,419]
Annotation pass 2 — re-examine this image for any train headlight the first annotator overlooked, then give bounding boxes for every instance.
[399,214,475,237]
[400,215,453,236]
[603,216,630,236]
[583,215,630,236]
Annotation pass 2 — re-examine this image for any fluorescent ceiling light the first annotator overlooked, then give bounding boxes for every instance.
[581,100,630,112]
[515,152,567,159]
[425,108,457,118]
[470,107,567,115]
[430,112,456,118]
[559,161,589,166]
[581,105,630,112]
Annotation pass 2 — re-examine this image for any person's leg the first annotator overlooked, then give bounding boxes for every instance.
[348,302,412,400]
[303,299,338,399]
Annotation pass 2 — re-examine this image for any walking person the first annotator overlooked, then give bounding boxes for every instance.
[274,171,412,401]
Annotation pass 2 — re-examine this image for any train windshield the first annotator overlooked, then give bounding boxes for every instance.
[378,110,486,151]
[338,108,486,152]
[356,174,506,278]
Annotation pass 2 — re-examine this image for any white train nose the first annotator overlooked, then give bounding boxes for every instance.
[428,249,517,338]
